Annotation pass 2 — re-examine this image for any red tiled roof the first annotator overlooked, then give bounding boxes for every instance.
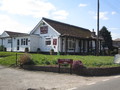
[43,17,92,38]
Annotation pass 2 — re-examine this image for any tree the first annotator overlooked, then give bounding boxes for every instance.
[99,26,113,51]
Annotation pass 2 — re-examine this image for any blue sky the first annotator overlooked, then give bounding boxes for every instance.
[0,0,120,39]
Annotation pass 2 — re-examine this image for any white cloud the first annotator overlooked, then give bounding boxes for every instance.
[94,12,109,20]
[111,11,116,15]
[109,28,120,30]
[52,10,69,20]
[111,33,120,40]
[109,28,120,39]
[0,0,69,19]
[0,0,69,34]
[79,4,87,7]
[0,14,31,34]
[0,0,56,18]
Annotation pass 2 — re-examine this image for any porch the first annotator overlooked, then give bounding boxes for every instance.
[60,36,102,55]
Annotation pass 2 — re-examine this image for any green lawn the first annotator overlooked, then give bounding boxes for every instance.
[0,52,119,68]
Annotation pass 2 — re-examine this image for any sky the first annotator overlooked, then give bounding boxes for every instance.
[0,0,120,40]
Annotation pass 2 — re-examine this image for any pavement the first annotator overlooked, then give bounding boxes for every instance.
[0,65,119,90]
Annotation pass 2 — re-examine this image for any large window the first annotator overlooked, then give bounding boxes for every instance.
[40,26,48,34]
[68,39,75,49]
[45,38,51,45]
[8,39,12,43]
[21,38,28,45]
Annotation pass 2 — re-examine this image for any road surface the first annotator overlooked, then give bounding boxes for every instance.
[75,75,120,90]
[0,65,120,90]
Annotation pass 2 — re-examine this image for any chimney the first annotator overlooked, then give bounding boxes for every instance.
[91,29,96,37]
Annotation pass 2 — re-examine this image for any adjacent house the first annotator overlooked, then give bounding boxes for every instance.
[0,17,103,55]
[0,31,40,52]
[113,38,120,53]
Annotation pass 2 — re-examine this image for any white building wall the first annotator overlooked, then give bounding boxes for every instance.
[0,35,40,52]
[0,39,2,45]
[2,38,8,50]
[31,21,60,52]
[14,36,30,52]
[30,35,40,52]
[11,36,31,52]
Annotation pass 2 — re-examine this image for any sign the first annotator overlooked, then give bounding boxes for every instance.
[58,59,73,64]
[58,59,73,74]
[40,26,48,34]
[53,39,57,45]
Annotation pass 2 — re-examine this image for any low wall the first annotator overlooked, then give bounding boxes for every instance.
[81,67,120,76]
[22,65,120,76]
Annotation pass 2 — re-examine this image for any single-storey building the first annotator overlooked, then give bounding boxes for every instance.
[113,38,120,54]
[0,17,103,55]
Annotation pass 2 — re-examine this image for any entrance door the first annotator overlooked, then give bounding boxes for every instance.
[17,39,19,50]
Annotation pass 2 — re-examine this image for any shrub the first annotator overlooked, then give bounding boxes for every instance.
[4,47,6,51]
[72,60,84,70]
[25,47,29,53]
[0,45,5,51]
[37,48,41,53]
[18,53,35,66]
[50,49,54,55]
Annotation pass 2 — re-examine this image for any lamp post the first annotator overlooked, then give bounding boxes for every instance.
[96,0,100,56]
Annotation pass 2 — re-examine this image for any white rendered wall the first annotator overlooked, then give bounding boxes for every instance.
[31,21,60,52]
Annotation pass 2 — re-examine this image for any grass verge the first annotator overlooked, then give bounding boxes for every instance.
[0,52,120,68]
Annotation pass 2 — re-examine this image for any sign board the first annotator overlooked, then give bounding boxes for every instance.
[114,54,120,64]
[53,39,57,45]
[58,59,73,74]
[40,26,48,34]
[58,59,73,64]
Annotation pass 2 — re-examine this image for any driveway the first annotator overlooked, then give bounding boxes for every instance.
[0,65,119,90]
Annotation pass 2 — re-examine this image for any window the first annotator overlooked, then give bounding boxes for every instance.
[68,39,75,49]
[17,39,19,50]
[40,26,48,34]
[26,38,28,45]
[8,39,12,43]
[21,39,24,45]
[21,38,28,45]
[45,38,51,45]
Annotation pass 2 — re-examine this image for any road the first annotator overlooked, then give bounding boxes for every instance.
[0,65,120,90]
[75,75,120,90]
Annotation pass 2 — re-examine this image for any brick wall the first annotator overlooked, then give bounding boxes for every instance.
[22,65,120,76]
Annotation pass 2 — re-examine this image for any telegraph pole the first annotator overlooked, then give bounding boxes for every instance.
[96,0,100,56]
